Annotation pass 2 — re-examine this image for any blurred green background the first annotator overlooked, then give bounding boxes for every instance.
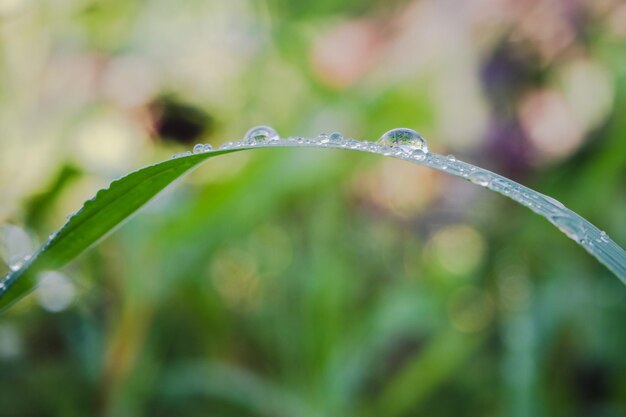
[1,0,626,416]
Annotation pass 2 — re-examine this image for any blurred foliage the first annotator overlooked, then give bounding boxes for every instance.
[1,0,626,416]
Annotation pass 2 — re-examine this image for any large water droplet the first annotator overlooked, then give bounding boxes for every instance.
[550,215,585,241]
[244,125,279,144]
[378,128,428,153]
[469,171,490,187]
[203,144,213,152]
[193,144,205,154]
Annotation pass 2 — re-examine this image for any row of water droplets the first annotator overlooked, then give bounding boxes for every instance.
[172,125,625,280]
[2,125,622,302]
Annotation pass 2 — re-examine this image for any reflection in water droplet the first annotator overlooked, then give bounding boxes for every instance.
[244,126,279,144]
[378,128,429,153]
[469,171,490,187]
[193,144,204,154]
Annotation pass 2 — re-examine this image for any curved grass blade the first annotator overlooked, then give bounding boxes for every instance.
[1,136,625,312]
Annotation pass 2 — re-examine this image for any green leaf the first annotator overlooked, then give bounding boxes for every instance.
[0,149,236,311]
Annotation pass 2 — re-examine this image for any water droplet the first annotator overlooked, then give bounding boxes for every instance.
[550,215,584,241]
[219,141,234,150]
[9,255,30,272]
[203,144,213,152]
[411,149,426,161]
[330,132,343,142]
[345,139,361,149]
[366,142,379,152]
[489,177,510,194]
[319,133,330,144]
[599,231,609,243]
[245,125,279,144]
[172,151,192,158]
[469,171,490,187]
[544,195,565,210]
[0,282,5,291]
[378,128,428,153]
[193,144,204,154]
[447,154,456,161]
[379,145,393,156]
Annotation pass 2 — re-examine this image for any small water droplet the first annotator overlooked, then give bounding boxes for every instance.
[193,144,204,154]
[411,149,426,161]
[203,144,213,152]
[447,154,456,161]
[469,171,490,187]
[367,143,379,152]
[244,125,279,144]
[378,128,428,153]
[0,282,5,291]
[319,133,330,144]
[379,145,393,156]
[599,231,609,243]
[344,139,360,149]
[9,255,30,272]
[219,141,234,150]
[330,132,343,142]
[490,177,510,194]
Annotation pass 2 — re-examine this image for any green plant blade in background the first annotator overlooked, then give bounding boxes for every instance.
[1,138,625,312]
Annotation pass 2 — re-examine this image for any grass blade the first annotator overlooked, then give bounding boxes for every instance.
[1,136,625,312]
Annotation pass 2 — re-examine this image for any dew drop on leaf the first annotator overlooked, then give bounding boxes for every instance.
[600,231,609,243]
[378,128,428,153]
[469,171,491,187]
[411,149,426,161]
[244,125,279,144]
